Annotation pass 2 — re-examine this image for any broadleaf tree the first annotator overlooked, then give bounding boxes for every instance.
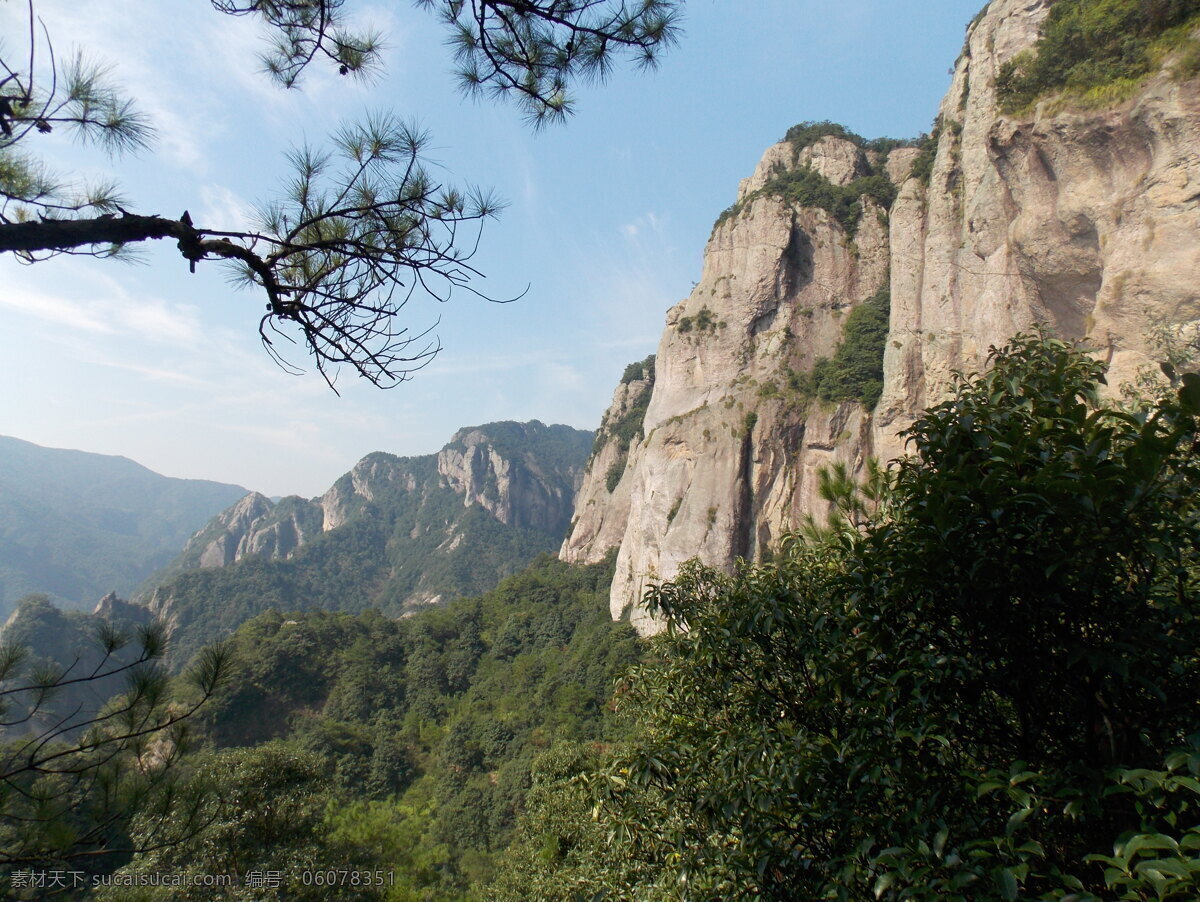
[0,0,682,386]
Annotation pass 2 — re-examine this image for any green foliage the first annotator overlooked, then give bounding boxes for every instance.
[909,121,942,185]
[551,333,1200,900]
[181,554,638,899]
[426,0,682,126]
[608,363,655,452]
[783,120,866,152]
[781,121,914,158]
[490,742,667,901]
[811,284,890,407]
[677,305,720,337]
[996,0,1200,112]
[864,135,918,156]
[0,612,230,894]
[787,285,890,409]
[595,358,656,497]
[98,744,389,901]
[605,459,626,494]
[714,123,913,235]
[620,355,655,385]
[0,594,153,744]
[753,166,897,238]
[740,410,758,437]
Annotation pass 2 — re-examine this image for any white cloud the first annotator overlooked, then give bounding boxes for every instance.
[619,211,666,243]
[0,264,202,345]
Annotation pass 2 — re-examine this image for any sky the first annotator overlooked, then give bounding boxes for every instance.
[0,0,978,498]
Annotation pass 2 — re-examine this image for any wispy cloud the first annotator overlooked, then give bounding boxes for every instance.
[0,265,202,344]
[79,356,211,386]
[619,211,665,243]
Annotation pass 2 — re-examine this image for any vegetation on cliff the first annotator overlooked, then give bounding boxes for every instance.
[789,284,891,408]
[594,355,656,493]
[714,121,912,237]
[997,0,1200,112]
[144,423,592,667]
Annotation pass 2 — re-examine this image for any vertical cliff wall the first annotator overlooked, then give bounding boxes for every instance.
[877,0,1200,461]
[566,0,1200,632]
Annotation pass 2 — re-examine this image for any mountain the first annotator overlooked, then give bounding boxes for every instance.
[141,420,593,665]
[565,0,1200,632]
[0,435,248,620]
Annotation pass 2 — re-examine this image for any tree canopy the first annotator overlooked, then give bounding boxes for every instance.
[0,0,682,386]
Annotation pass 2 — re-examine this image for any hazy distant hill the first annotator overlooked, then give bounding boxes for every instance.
[0,435,248,619]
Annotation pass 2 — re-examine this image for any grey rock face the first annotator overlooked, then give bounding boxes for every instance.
[157,421,591,580]
[438,423,582,536]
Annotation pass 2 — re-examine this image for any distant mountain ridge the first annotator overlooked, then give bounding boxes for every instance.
[0,435,248,619]
[140,420,594,666]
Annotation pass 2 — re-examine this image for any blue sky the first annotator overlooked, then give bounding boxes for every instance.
[0,0,977,497]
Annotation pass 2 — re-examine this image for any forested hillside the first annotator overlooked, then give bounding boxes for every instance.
[97,555,639,900]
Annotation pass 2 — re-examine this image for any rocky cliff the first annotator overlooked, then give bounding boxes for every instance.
[565,0,1200,632]
[162,420,590,581]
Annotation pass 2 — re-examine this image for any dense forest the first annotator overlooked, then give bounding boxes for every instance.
[2,554,639,899]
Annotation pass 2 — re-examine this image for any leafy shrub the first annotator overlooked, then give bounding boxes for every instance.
[714,123,914,234]
[676,305,719,336]
[605,458,625,494]
[909,120,941,185]
[787,286,890,409]
[594,356,655,472]
[783,120,865,153]
[740,410,758,437]
[814,284,890,407]
[752,167,897,238]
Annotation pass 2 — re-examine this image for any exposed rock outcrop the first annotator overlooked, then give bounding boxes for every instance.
[567,0,1200,632]
[565,135,891,628]
[92,590,153,627]
[562,361,655,565]
[438,422,584,536]
[146,420,592,594]
[140,421,594,663]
